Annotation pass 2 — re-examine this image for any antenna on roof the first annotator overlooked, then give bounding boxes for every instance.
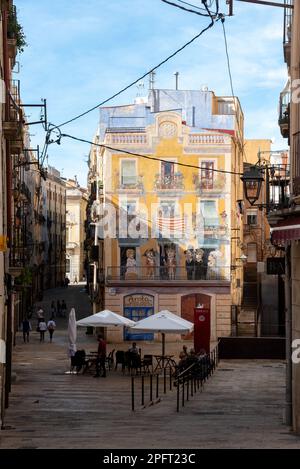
[149,71,156,90]
[136,82,145,97]
[174,72,179,90]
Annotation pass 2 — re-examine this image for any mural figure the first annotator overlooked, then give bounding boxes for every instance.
[125,248,137,279]
[165,244,177,280]
[143,249,156,279]
[207,250,222,280]
[184,248,194,280]
[194,248,205,280]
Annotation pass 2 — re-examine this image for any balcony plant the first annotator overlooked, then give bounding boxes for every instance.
[7,7,27,53]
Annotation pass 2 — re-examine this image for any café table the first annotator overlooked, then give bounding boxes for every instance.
[153,354,175,372]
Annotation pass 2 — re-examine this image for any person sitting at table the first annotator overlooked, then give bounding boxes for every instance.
[128,342,139,355]
[128,342,141,372]
[180,345,188,359]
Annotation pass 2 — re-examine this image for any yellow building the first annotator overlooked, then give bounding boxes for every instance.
[89,88,245,345]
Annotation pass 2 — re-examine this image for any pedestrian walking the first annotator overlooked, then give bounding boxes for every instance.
[57,300,61,317]
[74,276,78,284]
[61,300,67,318]
[94,334,107,378]
[37,307,44,323]
[38,320,47,342]
[22,317,32,343]
[47,318,56,343]
[65,277,70,288]
[50,301,56,318]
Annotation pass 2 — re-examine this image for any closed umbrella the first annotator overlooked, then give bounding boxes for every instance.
[68,308,77,358]
[129,310,193,356]
[76,309,135,328]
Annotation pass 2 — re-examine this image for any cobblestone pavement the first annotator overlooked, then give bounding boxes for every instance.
[0,286,300,449]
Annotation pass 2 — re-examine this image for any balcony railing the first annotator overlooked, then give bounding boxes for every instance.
[279,88,290,139]
[193,173,226,193]
[106,266,230,282]
[154,172,184,191]
[266,164,290,213]
[283,0,293,65]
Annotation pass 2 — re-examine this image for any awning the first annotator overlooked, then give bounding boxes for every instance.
[271,217,300,244]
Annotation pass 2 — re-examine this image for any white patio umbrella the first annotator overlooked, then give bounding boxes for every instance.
[76,309,135,328]
[129,310,193,356]
[68,308,77,358]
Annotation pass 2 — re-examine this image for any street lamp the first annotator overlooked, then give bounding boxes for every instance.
[241,165,264,206]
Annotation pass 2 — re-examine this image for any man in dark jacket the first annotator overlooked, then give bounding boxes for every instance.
[94,334,107,378]
[22,317,32,343]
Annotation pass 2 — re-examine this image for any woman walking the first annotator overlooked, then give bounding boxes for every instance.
[38,319,47,343]
[47,318,56,343]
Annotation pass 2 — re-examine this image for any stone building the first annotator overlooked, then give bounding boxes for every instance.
[66,178,88,283]
[86,87,245,344]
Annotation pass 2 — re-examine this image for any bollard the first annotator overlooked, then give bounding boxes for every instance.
[150,374,153,402]
[163,368,167,394]
[141,375,144,406]
[187,374,189,401]
[169,367,172,391]
[191,373,193,397]
[131,376,135,411]
[156,374,159,399]
[182,377,185,407]
[177,378,180,412]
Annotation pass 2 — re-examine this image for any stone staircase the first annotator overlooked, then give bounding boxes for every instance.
[238,266,258,337]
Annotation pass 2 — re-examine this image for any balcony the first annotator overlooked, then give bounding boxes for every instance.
[278,87,290,139]
[3,80,23,140]
[266,164,290,216]
[115,175,144,194]
[283,0,293,66]
[106,265,230,287]
[193,173,226,195]
[154,172,184,194]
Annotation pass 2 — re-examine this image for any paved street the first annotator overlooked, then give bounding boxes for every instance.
[0,285,299,449]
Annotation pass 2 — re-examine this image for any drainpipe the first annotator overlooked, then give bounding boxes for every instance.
[285,244,292,427]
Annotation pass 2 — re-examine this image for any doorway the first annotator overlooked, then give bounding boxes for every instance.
[181,293,211,339]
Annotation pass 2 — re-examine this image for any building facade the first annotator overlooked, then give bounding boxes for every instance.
[44,166,66,289]
[267,0,300,433]
[66,178,87,283]
[87,88,245,344]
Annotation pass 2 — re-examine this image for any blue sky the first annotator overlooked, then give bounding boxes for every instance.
[16,0,288,186]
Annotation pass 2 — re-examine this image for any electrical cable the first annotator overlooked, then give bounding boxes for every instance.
[48,1,215,133]
[60,132,243,176]
[161,0,219,17]
[219,15,246,161]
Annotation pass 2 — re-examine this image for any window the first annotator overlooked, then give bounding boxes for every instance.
[247,209,258,226]
[159,200,176,218]
[200,200,219,228]
[161,161,175,179]
[201,161,214,189]
[247,243,257,263]
[121,160,136,186]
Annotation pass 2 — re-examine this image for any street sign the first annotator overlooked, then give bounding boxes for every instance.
[267,257,285,275]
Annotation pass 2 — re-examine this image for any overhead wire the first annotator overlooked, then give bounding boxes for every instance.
[161,0,219,17]
[47,0,215,133]
[60,132,243,176]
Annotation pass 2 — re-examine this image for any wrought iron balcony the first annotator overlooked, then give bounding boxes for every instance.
[154,172,184,192]
[193,173,226,194]
[266,164,290,214]
[278,87,290,139]
[283,0,293,66]
[106,266,231,284]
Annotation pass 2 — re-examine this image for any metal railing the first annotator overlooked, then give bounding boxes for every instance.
[130,344,219,412]
[284,0,293,46]
[107,266,231,282]
[266,164,290,213]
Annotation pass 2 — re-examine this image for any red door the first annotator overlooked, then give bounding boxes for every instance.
[181,294,211,340]
[194,307,211,354]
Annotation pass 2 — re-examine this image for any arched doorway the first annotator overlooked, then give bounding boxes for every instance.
[181,293,211,340]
